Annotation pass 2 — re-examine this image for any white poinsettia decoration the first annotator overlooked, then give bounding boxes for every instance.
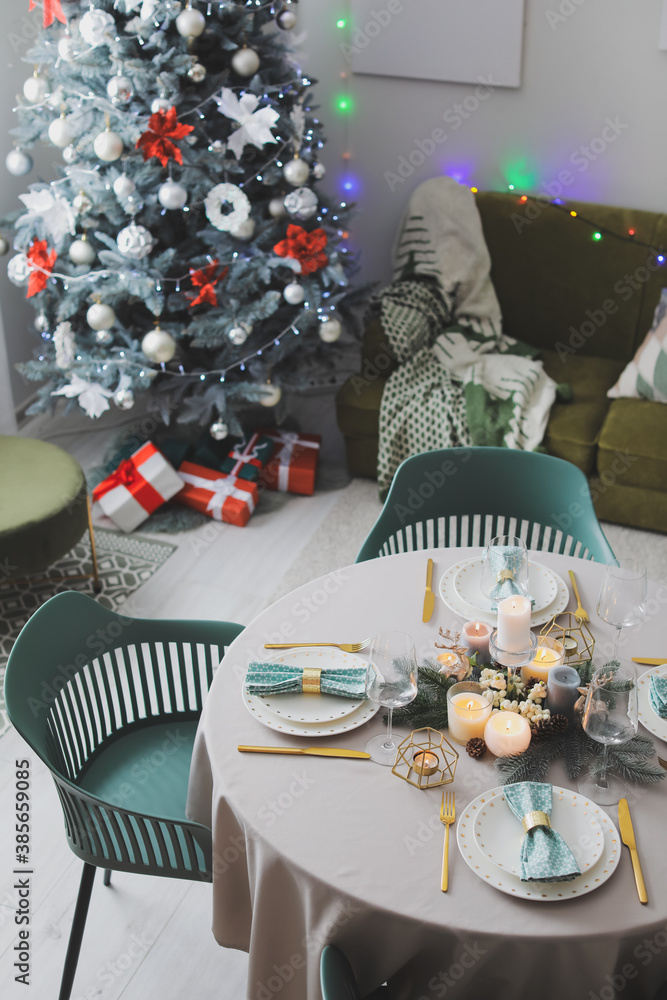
[117,0,157,17]
[52,373,114,418]
[53,321,75,370]
[213,89,279,159]
[19,188,76,245]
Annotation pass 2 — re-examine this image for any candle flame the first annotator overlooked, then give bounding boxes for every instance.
[539,648,547,662]
[466,700,475,710]
[505,720,512,732]
[474,623,480,634]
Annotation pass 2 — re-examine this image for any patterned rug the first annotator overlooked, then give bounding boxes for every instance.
[0,529,176,738]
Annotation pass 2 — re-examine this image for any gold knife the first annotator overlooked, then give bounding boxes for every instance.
[238,745,370,758]
[422,558,435,623]
[632,658,667,666]
[618,798,648,904]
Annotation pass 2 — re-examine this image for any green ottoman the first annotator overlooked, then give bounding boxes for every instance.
[0,436,100,587]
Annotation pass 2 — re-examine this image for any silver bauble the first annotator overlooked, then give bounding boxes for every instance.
[151,97,172,114]
[113,174,136,199]
[95,329,114,345]
[232,218,255,239]
[0,236,9,257]
[209,420,229,441]
[6,149,33,176]
[23,74,50,104]
[176,7,206,37]
[73,191,93,215]
[268,196,287,219]
[87,302,116,330]
[313,162,326,180]
[277,9,297,29]
[94,129,124,162]
[114,388,135,410]
[319,317,342,343]
[258,382,282,407]
[228,324,250,346]
[69,238,96,266]
[284,186,318,220]
[34,312,49,333]
[187,62,207,83]
[7,254,30,286]
[231,47,260,77]
[48,115,76,148]
[158,180,188,210]
[106,74,134,104]
[63,144,78,164]
[57,36,77,62]
[117,223,155,259]
[141,327,176,363]
[283,281,305,305]
[282,157,310,186]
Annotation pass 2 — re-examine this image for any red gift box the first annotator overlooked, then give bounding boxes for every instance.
[176,461,259,527]
[257,428,321,496]
[92,441,183,532]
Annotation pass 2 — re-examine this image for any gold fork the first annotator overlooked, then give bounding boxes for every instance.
[440,791,455,892]
[568,570,589,623]
[264,638,373,653]
[658,757,667,772]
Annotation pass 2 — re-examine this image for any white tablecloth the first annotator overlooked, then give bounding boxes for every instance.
[186,548,667,1000]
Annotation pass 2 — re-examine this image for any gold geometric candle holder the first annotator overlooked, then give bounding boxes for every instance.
[392,727,459,790]
[539,612,595,668]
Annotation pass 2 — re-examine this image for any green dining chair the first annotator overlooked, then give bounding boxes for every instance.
[4,590,244,1000]
[321,945,387,999]
[356,447,616,564]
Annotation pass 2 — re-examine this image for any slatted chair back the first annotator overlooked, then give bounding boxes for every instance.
[356,448,616,565]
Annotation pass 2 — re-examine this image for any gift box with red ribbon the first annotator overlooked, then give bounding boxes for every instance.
[92,442,183,532]
[219,433,276,483]
[257,428,321,496]
[176,461,259,527]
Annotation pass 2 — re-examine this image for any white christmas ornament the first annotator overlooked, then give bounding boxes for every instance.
[23,74,50,104]
[283,157,310,186]
[69,237,96,266]
[79,9,116,48]
[63,144,78,164]
[277,9,297,29]
[319,317,342,343]
[284,187,318,220]
[52,373,113,419]
[141,327,176,363]
[158,181,188,210]
[176,7,206,37]
[313,162,326,180]
[213,89,279,159]
[54,321,75,369]
[233,218,255,240]
[48,115,76,148]
[113,174,136,199]
[231,47,260,77]
[95,329,113,345]
[228,324,249,346]
[151,97,172,114]
[34,312,49,333]
[6,149,33,176]
[188,62,207,83]
[117,223,155,259]
[114,388,135,410]
[209,420,229,441]
[57,37,77,62]
[259,382,282,407]
[283,281,304,305]
[204,183,251,233]
[0,236,9,256]
[269,197,287,219]
[107,75,134,104]
[94,130,124,162]
[72,191,93,216]
[87,302,116,330]
[8,254,31,286]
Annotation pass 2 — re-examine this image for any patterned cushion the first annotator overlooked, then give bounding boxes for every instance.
[608,288,667,402]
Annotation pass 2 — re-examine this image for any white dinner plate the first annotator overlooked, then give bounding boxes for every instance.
[472,785,604,876]
[454,558,558,615]
[457,785,621,901]
[439,559,569,628]
[637,666,667,743]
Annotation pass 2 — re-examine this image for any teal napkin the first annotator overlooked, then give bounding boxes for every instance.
[503,782,581,883]
[649,675,667,719]
[487,546,534,610]
[246,662,369,699]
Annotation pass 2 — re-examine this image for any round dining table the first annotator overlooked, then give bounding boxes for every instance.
[186,548,667,1000]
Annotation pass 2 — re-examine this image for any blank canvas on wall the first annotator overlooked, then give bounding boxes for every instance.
[350,0,526,88]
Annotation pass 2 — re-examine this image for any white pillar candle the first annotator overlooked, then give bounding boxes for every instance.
[522,638,565,684]
[462,620,492,661]
[496,595,532,653]
[484,711,532,756]
[446,683,493,744]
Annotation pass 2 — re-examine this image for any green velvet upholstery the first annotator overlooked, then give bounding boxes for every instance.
[320,944,387,999]
[0,435,88,576]
[336,192,667,531]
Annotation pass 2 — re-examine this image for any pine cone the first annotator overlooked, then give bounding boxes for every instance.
[531,717,555,741]
[551,713,569,734]
[466,737,487,759]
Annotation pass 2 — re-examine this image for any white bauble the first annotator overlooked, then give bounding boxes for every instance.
[113,174,135,199]
[7,254,30,286]
[49,116,76,148]
[283,281,304,305]
[69,238,96,266]
[73,191,93,215]
[6,149,33,176]
[94,130,124,162]
[277,9,297,29]
[117,223,155,259]
[79,9,115,47]
[107,75,134,104]
[268,196,287,219]
[282,157,310,186]
[0,236,9,256]
[231,47,260,77]
[35,312,49,333]
[176,7,206,37]
[23,75,49,104]
[228,324,250,346]
[114,388,135,409]
[209,420,229,441]
[95,329,113,345]
[284,186,318,221]
[57,36,77,62]
[319,318,342,343]
[232,218,255,239]
[63,144,78,164]
[151,97,172,113]
[259,382,282,407]
[141,327,176,363]
[158,180,188,210]
[313,162,326,180]
[188,62,207,82]
[87,302,116,330]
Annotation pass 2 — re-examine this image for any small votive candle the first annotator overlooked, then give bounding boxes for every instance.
[546,665,581,719]
[522,636,565,684]
[412,750,439,775]
[446,681,493,744]
[484,711,532,757]
[462,621,492,661]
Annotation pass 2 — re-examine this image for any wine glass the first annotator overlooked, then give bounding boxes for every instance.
[365,631,418,765]
[577,663,638,805]
[596,560,647,658]
[480,535,528,606]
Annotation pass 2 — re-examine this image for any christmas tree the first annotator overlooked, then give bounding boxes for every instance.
[4,0,359,439]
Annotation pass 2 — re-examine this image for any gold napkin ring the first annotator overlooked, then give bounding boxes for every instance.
[522,810,552,833]
[497,569,515,583]
[302,667,322,694]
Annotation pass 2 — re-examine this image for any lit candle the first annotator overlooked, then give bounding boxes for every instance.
[546,665,581,719]
[484,711,532,756]
[412,751,439,775]
[496,595,531,653]
[462,621,492,661]
[522,637,565,684]
[446,682,493,744]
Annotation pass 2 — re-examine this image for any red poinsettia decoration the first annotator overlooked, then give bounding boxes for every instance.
[26,239,57,297]
[188,260,228,308]
[29,0,66,28]
[273,225,328,276]
[136,107,195,168]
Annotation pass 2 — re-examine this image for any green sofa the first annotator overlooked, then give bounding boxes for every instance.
[336,191,667,532]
